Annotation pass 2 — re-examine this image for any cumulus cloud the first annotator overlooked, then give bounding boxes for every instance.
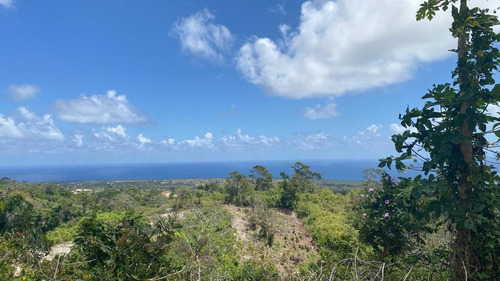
[161,138,176,146]
[304,100,340,119]
[54,90,146,124]
[173,10,233,62]
[237,0,497,98]
[180,132,214,148]
[0,115,23,138]
[0,107,64,140]
[136,133,152,146]
[486,103,500,118]
[367,124,382,134]
[0,0,14,9]
[108,125,128,138]
[345,124,383,148]
[176,129,279,150]
[79,127,153,152]
[290,132,334,150]
[390,123,419,134]
[94,125,130,142]
[7,84,40,101]
[389,123,407,134]
[220,129,280,149]
[15,107,64,140]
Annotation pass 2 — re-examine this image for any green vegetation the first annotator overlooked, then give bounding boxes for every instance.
[1,1,499,280]
[0,162,460,280]
[379,0,500,279]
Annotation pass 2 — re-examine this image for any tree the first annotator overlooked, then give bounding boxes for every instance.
[381,1,500,279]
[224,171,254,206]
[197,181,223,194]
[279,162,322,209]
[175,186,193,209]
[290,162,322,192]
[195,189,204,205]
[0,193,35,233]
[0,193,50,277]
[249,165,274,191]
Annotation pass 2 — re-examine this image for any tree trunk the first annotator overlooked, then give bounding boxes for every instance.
[457,0,473,197]
[452,0,480,279]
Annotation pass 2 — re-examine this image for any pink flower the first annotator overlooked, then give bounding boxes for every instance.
[360,194,365,198]
[368,188,374,192]
[118,222,123,227]
[384,200,390,205]
[362,213,367,217]
[384,213,389,218]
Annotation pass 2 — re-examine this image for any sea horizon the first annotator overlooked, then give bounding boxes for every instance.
[0,159,423,183]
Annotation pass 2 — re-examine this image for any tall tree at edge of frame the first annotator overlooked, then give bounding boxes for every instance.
[380,0,500,279]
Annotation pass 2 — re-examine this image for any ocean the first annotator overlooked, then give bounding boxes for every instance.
[0,159,417,182]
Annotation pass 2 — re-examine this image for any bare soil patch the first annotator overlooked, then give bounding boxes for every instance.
[224,205,320,278]
[44,242,73,261]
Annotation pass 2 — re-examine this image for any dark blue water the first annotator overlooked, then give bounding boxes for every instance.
[0,159,416,182]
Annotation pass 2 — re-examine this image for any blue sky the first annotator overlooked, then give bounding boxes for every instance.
[0,0,498,165]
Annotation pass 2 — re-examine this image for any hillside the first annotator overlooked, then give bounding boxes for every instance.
[225,205,320,278]
[0,163,452,280]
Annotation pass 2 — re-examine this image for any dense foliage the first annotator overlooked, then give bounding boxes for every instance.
[380,0,500,279]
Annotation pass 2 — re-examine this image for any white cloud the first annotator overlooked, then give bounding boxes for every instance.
[220,129,280,148]
[486,103,500,118]
[54,90,146,124]
[73,134,84,147]
[181,132,214,148]
[304,100,340,119]
[136,133,152,146]
[345,124,383,148]
[389,123,418,135]
[177,129,279,150]
[0,115,23,138]
[84,127,152,151]
[390,123,407,134]
[107,125,127,138]
[0,107,64,140]
[161,138,176,146]
[94,125,129,142]
[173,10,233,62]
[237,0,497,98]
[7,84,40,101]
[17,108,65,141]
[269,2,287,16]
[367,124,382,134]
[0,0,14,9]
[291,132,334,150]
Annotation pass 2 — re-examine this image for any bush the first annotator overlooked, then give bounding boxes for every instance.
[295,189,367,263]
[357,173,430,260]
[68,211,176,280]
[46,225,76,244]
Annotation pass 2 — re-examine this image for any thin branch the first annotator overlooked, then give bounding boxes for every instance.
[147,265,187,281]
